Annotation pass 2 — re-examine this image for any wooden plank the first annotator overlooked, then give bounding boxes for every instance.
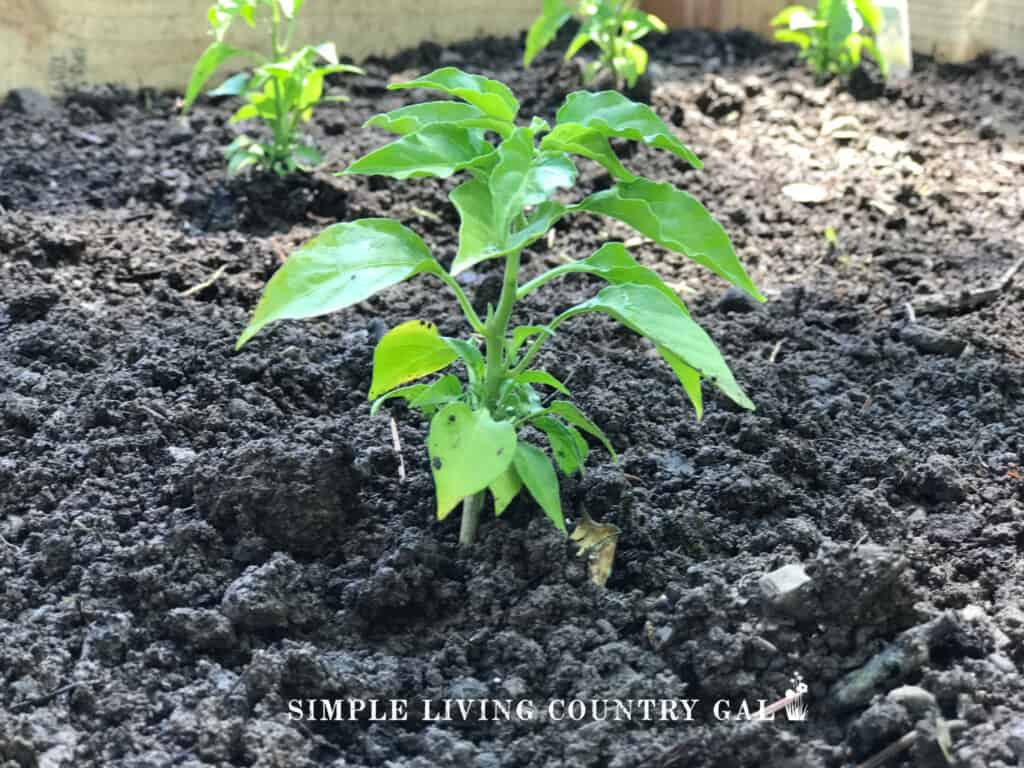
[0,0,538,96]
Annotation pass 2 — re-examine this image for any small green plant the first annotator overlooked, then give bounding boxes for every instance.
[182,0,363,175]
[772,0,887,78]
[236,68,763,546]
[524,0,666,89]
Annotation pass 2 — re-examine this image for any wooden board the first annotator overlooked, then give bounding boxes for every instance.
[0,0,538,97]
[3,1,1023,97]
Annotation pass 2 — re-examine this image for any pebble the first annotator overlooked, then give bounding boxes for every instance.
[759,563,812,615]
[899,324,967,356]
[886,685,937,716]
[717,286,762,314]
[4,87,54,116]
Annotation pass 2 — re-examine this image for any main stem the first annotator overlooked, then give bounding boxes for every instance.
[460,250,520,545]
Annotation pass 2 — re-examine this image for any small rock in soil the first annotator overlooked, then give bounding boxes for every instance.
[4,88,54,116]
[759,563,812,615]
[696,77,745,119]
[886,684,938,717]
[221,553,305,631]
[166,608,237,651]
[717,286,762,314]
[899,324,967,356]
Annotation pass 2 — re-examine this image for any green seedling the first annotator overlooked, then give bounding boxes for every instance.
[524,0,666,89]
[182,0,363,175]
[236,67,763,546]
[772,0,887,78]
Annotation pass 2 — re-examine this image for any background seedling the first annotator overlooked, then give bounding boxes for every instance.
[237,67,762,549]
[182,0,363,175]
[772,0,888,79]
[524,0,666,90]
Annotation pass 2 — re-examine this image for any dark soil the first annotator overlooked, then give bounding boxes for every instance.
[3,27,1024,768]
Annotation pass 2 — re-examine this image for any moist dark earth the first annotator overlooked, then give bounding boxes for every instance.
[2,25,1024,768]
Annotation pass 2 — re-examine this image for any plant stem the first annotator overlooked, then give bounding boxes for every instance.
[435,271,486,335]
[459,491,485,545]
[483,251,521,409]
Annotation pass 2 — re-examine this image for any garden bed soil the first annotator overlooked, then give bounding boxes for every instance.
[2,27,1024,768]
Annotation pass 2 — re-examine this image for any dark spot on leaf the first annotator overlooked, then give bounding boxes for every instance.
[432,457,442,470]
[447,414,456,423]
[497,448,504,456]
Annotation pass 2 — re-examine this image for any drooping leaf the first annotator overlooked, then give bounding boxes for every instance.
[577,179,765,302]
[183,42,255,110]
[524,0,575,66]
[657,345,704,419]
[237,219,440,348]
[368,320,458,399]
[555,90,702,169]
[449,179,566,275]
[570,511,620,587]
[513,442,565,533]
[490,465,523,516]
[369,374,464,417]
[516,370,571,396]
[523,242,689,312]
[547,400,617,460]
[389,67,519,122]
[427,403,517,519]
[532,415,588,475]
[555,283,754,410]
[541,124,636,182]
[344,124,495,179]
[209,72,251,97]
[364,102,485,135]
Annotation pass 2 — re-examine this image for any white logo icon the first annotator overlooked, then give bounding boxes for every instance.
[784,673,809,721]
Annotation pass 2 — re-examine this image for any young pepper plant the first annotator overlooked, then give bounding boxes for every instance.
[182,0,363,175]
[772,0,887,79]
[524,0,667,89]
[236,67,763,546]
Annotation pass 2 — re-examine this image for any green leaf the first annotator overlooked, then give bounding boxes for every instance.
[825,0,855,55]
[525,242,688,312]
[556,284,754,410]
[389,67,519,122]
[547,400,617,460]
[292,144,322,168]
[508,325,555,359]
[524,0,575,66]
[370,374,463,417]
[490,128,537,239]
[555,91,702,169]
[368,320,458,399]
[448,179,566,275]
[183,42,252,110]
[229,103,260,124]
[278,0,305,18]
[541,124,637,182]
[657,345,704,419]
[344,124,495,179]
[532,415,588,475]
[365,102,485,135]
[428,403,517,519]
[209,72,251,97]
[525,153,577,205]
[443,338,486,391]
[237,219,440,348]
[577,179,764,303]
[774,29,813,50]
[771,4,818,28]
[564,31,592,60]
[853,0,883,34]
[513,442,565,533]
[490,465,522,516]
[516,370,570,396]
